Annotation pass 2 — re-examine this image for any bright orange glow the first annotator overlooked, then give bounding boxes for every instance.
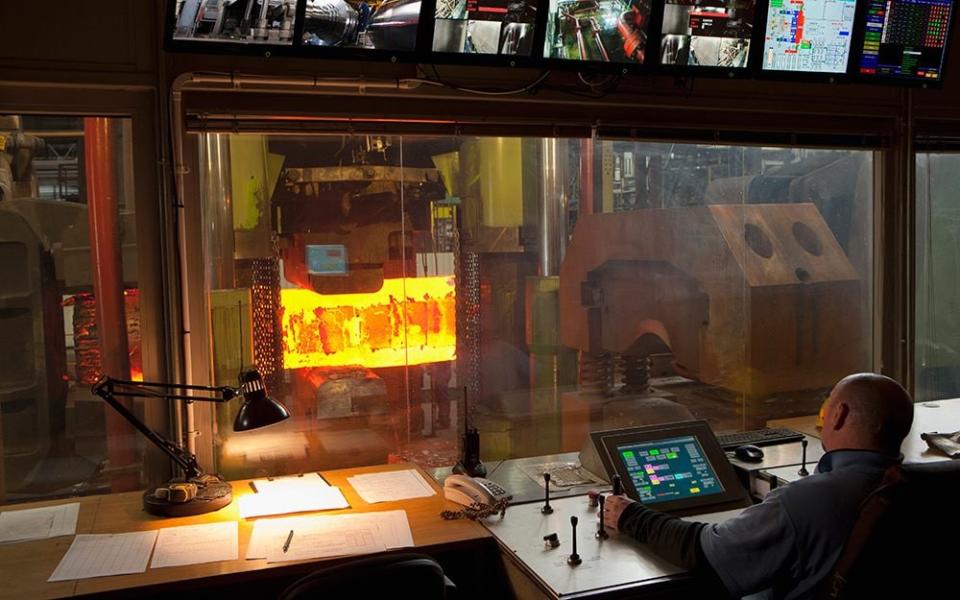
[280,276,456,369]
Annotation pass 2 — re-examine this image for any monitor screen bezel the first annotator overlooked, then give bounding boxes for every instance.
[600,420,750,515]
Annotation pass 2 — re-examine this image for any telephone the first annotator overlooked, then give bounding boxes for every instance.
[443,474,512,507]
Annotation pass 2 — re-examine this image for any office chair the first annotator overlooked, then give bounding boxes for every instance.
[823,460,960,599]
[277,552,456,600]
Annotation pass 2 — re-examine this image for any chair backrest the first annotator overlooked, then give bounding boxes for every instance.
[824,459,960,599]
[278,552,452,600]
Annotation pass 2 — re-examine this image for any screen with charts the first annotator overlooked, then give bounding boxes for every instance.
[615,435,725,504]
[543,0,654,63]
[660,0,756,68]
[761,0,858,73]
[433,0,540,56]
[858,0,954,80]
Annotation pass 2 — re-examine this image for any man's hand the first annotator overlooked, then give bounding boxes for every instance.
[603,494,636,531]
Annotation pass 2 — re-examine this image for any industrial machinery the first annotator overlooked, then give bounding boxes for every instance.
[207,134,460,475]
[175,0,299,43]
[301,0,422,50]
[558,202,863,442]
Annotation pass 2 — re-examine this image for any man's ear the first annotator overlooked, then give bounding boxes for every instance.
[832,402,850,431]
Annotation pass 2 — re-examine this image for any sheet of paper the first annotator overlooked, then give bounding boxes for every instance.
[49,503,81,539]
[246,510,412,560]
[238,486,350,519]
[48,531,158,581]
[266,523,386,563]
[150,521,238,569]
[250,473,329,495]
[346,469,436,503]
[0,503,80,544]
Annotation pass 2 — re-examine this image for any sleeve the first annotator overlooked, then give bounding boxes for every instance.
[698,490,799,598]
[617,503,729,597]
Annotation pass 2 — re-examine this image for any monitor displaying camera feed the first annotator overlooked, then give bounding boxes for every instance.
[761,0,857,73]
[433,0,539,55]
[173,0,299,45]
[302,0,422,51]
[858,0,954,81]
[660,0,755,68]
[543,0,654,63]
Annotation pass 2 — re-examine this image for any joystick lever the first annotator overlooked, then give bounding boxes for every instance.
[798,439,810,477]
[541,473,554,514]
[568,516,582,566]
[612,474,623,496]
[596,494,609,539]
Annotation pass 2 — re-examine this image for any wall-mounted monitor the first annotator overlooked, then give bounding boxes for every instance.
[857,0,954,81]
[302,0,422,50]
[173,0,300,45]
[543,0,654,64]
[432,0,539,55]
[660,0,756,69]
[760,0,858,74]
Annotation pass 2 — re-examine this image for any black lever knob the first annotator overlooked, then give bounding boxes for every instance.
[596,494,609,539]
[568,516,582,565]
[612,474,623,496]
[543,532,560,549]
[541,472,554,514]
[798,439,810,477]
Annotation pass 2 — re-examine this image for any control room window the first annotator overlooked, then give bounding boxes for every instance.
[194,134,874,475]
[916,151,960,402]
[0,115,144,505]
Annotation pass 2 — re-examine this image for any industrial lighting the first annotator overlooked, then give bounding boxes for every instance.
[92,369,290,516]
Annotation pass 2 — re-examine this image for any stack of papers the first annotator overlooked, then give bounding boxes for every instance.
[247,510,413,564]
[150,522,239,569]
[0,503,79,544]
[49,531,158,581]
[239,474,350,518]
[346,469,436,504]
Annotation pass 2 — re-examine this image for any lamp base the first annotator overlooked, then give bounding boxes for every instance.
[142,476,232,517]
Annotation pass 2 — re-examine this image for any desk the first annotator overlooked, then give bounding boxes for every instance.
[0,463,492,599]
[769,398,960,464]
[485,494,742,599]
[431,453,609,506]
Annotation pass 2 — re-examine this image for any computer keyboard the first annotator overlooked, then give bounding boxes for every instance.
[716,427,805,451]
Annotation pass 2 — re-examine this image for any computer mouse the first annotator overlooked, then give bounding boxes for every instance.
[734,444,765,462]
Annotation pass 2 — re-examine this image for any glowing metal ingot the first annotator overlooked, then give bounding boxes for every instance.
[280,276,456,369]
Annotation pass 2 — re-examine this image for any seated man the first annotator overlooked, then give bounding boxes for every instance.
[603,373,914,600]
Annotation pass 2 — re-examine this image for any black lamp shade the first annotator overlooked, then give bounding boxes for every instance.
[233,370,290,431]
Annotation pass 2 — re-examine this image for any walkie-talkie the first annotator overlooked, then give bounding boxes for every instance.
[453,387,486,477]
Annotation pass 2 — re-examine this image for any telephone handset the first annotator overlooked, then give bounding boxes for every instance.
[443,474,512,507]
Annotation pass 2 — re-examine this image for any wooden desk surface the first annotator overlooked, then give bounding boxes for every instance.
[0,463,490,599]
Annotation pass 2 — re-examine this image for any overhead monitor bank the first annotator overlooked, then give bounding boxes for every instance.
[168,1,957,83]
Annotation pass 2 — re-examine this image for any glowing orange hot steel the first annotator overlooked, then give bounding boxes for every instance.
[280,276,456,369]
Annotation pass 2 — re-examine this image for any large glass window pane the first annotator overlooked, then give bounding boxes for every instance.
[198,133,874,476]
[0,115,142,504]
[916,152,960,401]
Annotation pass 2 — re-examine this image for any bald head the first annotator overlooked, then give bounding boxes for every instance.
[821,373,914,455]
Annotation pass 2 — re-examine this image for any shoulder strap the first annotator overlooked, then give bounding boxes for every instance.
[824,465,906,600]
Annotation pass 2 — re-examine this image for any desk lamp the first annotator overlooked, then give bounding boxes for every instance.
[93,369,290,517]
